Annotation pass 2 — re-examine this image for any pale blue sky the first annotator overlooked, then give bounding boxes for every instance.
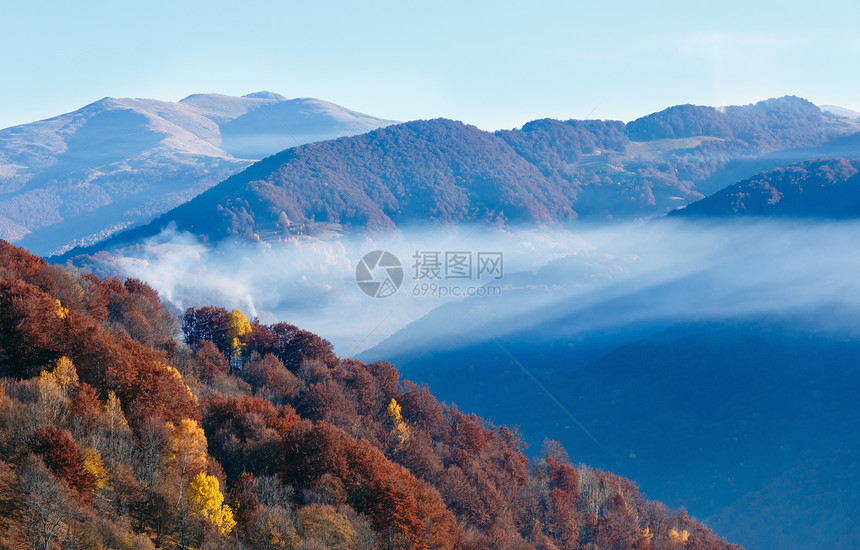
[1,0,858,130]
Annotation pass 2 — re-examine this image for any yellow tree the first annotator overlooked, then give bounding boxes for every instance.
[55,299,69,320]
[36,356,80,421]
[36,370,64,422]
[387,398,410,449]
[227,309,252,372]
[187,473,236,536]
[668,528,690,545]
[167,419,208,549]
[167,419,208,475]
[105,391,129,436]
[51,356,79,395]
[297,503,356,549]
[81,449,108,490]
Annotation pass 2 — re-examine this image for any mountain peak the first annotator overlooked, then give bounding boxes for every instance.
[242,91,287,100]
[0,92,396,255]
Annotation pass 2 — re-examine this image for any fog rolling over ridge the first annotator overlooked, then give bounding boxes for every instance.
[78,224,597,354]
[367,218,860,361]
[79,218,860,358]
[79,218,860,550]
[358,218,860,550]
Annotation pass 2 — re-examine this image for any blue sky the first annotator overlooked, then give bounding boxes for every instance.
[2,0,858,130]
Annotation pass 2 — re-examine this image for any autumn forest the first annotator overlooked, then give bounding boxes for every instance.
[0,241,740,549]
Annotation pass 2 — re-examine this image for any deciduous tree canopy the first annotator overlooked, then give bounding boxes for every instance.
[0,241,741,549]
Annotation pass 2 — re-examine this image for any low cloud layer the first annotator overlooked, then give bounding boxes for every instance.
[84,224,598,354]
[368,217,860,359]
[83,218,860,357]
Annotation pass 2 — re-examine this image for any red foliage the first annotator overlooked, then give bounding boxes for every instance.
[229,472,259,539]
[549,488,580,549]
[543,442,579,498]
[194,340,230,380]
[202,393,298,481]
[0,241,57,294]
[398,382,445,434]
[71,383,103,430]
[450,410,487,454]
[243,352,298,401]
[1,245,197,427]
[29,425,96,501]
[297,379,358,426]
[80,273,109,322]
[280,420,462,549]
[69,327,199,426]
[0,278,65,378]
[594,512,638,550]
[366,360,400,400]
[123,278,161,304]
[245,320,336,371]
[97,276,128,320]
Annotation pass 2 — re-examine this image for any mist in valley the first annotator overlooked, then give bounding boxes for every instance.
[82,217,860,361]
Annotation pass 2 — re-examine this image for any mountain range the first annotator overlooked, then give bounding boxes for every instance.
[11,92,860,549]
[58,96,860,260]
[0,92,395,255]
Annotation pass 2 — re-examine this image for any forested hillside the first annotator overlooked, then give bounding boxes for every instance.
[60,96,858,260]
[671,158,860,218]
[0,240,740,549]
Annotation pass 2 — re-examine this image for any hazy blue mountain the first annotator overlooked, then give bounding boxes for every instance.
[59,96,860,261]
[358,218,860,550]
[364,315,860,550]
[60,118,585,256]
[219,97,399,159]
[0,92,396,255]
[820,104,860,119]
[672,158,860,218]
[628,96,831,147]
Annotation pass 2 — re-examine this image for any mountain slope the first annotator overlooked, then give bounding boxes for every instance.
[0,240,740,549]
[80,118,583,247]
[368,315,860,550]
[628,96,832,147]
[671,158,860,218]
[0,93,396,255]
[359,218,860,550]
[60,96,860,259]
[219,97,400,159]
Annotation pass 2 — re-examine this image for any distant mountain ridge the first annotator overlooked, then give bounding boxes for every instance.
[628,97,832,146]
[672,157,860,218]
[61,96,860,258]
[358,221,860,550]
[0,92,396,255]
[820,104,860,119]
